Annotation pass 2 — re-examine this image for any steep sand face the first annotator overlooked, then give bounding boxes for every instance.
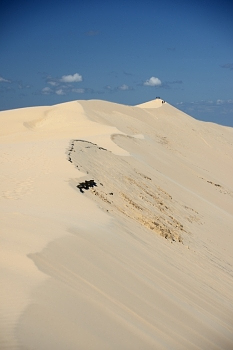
[1,99,233,349]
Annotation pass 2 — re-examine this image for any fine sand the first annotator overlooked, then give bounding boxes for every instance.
[1,99,233,349]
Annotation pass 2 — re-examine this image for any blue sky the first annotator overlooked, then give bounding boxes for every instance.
[1,0,233,126]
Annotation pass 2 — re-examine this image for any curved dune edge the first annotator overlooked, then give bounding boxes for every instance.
[0,100,128,348]
[1,99,233,349]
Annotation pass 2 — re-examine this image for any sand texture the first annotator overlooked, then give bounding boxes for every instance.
[1,99,233,349]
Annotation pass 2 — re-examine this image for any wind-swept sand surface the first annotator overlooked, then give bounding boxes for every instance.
[1,99,233,349]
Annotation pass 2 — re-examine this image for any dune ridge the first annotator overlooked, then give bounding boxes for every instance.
[1,98,233,349]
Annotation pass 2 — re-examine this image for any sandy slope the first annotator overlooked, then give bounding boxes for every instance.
[1,99,233,349]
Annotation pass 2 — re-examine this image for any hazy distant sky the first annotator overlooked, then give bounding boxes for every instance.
[1,0,233,126]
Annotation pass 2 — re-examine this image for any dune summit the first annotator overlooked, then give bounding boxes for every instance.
[1,98,233,349]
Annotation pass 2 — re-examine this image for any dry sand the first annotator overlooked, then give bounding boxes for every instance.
[1,99,233,349]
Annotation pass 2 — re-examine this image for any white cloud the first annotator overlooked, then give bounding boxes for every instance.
[0,76,11,83]
[60,73,82,83]
[144,77,162,87]
[56,89,65,95]
[48,81,58,86]
[119,84,129,90]
[72,88,85,93]
[42,87,52,94]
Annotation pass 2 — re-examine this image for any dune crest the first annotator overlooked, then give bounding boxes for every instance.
[136,97,166,108]
[1,99,233,350]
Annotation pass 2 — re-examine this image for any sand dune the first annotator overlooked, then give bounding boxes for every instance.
[1,98,233,349]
